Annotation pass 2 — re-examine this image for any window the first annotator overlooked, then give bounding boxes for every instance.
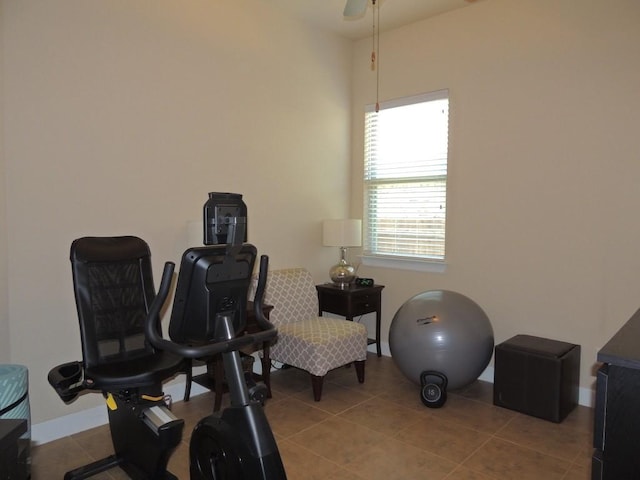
[363,90,449,270]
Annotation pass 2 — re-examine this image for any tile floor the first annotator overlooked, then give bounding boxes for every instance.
[31,353,594,479]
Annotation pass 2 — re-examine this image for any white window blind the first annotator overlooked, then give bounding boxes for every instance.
[364,90,449,263]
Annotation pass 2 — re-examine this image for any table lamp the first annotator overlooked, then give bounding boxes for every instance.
[322,219,362,287]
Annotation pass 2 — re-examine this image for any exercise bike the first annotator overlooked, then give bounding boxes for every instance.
[145,193,287,480]
[49,193,285,479]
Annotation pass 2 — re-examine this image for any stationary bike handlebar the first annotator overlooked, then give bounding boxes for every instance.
[145,255,277,359]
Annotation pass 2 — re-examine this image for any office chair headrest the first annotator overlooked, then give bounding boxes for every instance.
[71,236,151,263]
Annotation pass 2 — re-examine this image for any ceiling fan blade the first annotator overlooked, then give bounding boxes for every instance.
[343,0,368,18]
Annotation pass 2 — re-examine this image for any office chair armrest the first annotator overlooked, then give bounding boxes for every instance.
[252,255,273,331]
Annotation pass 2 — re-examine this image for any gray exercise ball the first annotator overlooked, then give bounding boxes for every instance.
[389,290,494,390]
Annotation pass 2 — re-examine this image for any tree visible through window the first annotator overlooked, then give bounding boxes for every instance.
[363,90,449,263]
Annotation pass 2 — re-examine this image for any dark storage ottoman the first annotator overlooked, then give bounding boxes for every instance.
[493,334,580,423]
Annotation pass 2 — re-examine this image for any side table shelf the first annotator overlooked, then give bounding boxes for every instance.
[315,283,385,357]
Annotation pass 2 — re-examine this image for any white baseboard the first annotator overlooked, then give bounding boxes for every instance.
[368,342,595,408]
[32,380,208,445]
[33,345,594,445]
[32,403,107,445]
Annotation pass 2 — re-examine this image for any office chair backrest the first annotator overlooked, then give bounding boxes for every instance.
[70,236,157,369]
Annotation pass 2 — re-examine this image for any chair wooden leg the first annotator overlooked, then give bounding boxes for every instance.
[354,360,365,384]
[310,374,324,401]
[261,345,272,398]
[183,358,193,402]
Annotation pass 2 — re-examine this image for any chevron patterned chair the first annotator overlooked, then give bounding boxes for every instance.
[252,268,367,401]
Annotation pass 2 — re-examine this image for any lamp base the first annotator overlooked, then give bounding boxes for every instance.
[329,259,356,288]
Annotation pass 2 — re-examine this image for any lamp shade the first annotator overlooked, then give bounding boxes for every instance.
[322,219,362,247]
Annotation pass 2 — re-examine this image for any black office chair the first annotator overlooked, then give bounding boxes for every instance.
[48,236,186,480]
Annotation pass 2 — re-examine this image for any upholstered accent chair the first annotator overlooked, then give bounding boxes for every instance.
[253,268,367,401]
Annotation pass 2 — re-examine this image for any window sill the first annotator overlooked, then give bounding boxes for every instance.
[360,255,447,273]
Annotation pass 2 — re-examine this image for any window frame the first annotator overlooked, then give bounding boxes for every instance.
[361,89,450,273]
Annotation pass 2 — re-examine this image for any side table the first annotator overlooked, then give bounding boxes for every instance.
[315,283,385,357]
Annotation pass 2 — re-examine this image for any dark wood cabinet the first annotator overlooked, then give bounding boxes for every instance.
[315,283,384,357]
[0,419,28,480]
[593,308,640,479]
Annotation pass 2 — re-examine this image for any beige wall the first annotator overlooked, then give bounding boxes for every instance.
[2,1,352,423]
[0,0,8,363]
[5,0,640,428]
[351,0,640,391]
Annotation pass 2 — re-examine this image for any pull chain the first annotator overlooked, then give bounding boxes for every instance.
[371,0,376,72]
[372,0,380,112]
